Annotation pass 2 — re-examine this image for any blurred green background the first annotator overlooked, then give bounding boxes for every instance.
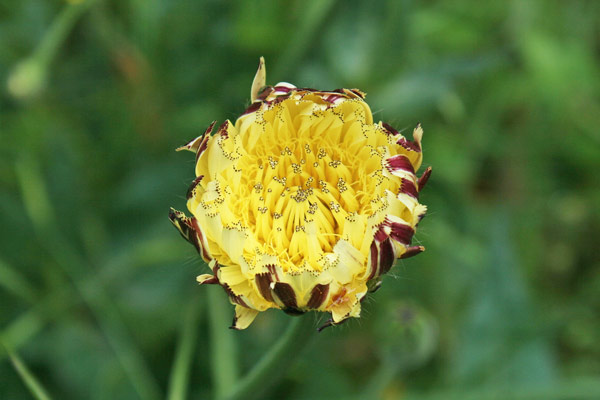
[2,0,600,399]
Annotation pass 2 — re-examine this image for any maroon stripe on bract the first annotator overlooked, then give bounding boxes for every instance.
[255,273,274,302]
[273,94,290,104]
[242,102,261,116]
[222,283,248,308]
[350,89,366,98]
[217,121,229,138]
[178,121,215,153]
[272,282,298,309]
[168,208,182,224]
[256,86,273,101]
[400,246,425,259]
[169,210,201,255]
[212,262,221,277]
[368,241,379,280]
[307,284,330,309]
[199,276,219,285]
[325,94,343,104]
[186,175,203,200]
[374,224,388,243]
[418,166,432,191]
[379,238,396,276]
[273,85,293,93]
[191,217,212,261]
[266,264,280,281]
[204,120,217,136]
[297,87,319,93]
[389,222,414,245]
[195,135,210,162]
[197,121,217,157]
[382,122,398,135]
[400,178,419,198]
[397,137,421,152]
[178,136,202,152]
[386,155,415,174]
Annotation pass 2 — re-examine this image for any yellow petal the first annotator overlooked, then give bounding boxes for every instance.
[231,305,259,330]
[196,274,217,285]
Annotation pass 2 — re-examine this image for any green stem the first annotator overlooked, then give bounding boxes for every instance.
[14,156,162,400]
[0,257,37,303]
[208,287,239,399]
[2,342,53,400]
[36,0,97,65]
[222,315,316,400]
[8,0,96,99]
[0,289,74,362]
[167,295,203,400]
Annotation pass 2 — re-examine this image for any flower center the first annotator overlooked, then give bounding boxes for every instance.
[221,96,400,273]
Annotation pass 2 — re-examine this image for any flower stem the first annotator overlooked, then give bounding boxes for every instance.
[14,155,162,400]
[2,341,53,400]
[8,0,96,99]
[167,293,203,400]
[221,315,316,400]
[36,0,97,65]
[208,287,239,399]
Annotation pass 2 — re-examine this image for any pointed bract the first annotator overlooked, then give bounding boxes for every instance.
[250,57,266,103]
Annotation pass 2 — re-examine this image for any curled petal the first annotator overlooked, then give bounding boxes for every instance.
[169,208,212,262]
[394,124,423,153]
[186,175,204,200]
[413,123,423,146]
[418,166,432,191]
[176,121,216,153]
[197,274,218,285]
[342,88,366,99]
[400,246,425,259]
[231,305,259,330]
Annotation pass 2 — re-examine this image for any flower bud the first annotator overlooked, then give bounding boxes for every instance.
[171,59,431,329]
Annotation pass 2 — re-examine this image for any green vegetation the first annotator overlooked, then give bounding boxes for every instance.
[1,0,599,399]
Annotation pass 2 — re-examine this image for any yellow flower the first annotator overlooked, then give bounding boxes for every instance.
[170,58,431,330]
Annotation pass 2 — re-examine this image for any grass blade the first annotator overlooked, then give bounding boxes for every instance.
[222,315,315,400]
[208,287,239,399]
[0,257,37,303]
[14,155,162,400]
[167,295,203,400]
[3,343,53,400]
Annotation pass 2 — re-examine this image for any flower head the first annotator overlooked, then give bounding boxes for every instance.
[170,58,431,329]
